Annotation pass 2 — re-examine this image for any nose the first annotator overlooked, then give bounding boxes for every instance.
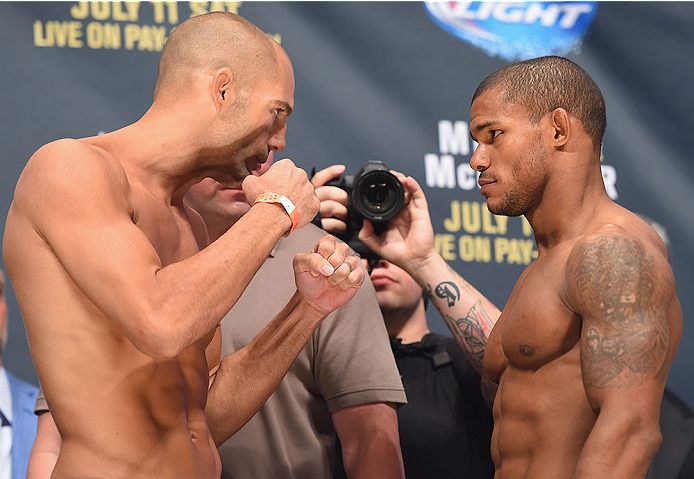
[268,122,287,153]
[469,143,489,172]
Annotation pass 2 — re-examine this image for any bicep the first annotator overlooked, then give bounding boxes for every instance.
[567,232,672,405]
[17,147,164,335]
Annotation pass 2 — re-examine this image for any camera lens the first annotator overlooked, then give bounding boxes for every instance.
[360,177,397,214]
[353,169,404,222]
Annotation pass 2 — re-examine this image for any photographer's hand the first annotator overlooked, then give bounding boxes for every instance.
[361,173,500,398]
[311,165,349,234]
[358,173,438,276]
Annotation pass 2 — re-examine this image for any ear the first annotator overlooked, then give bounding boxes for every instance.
[549,108,571,147]
[212,67,234,111]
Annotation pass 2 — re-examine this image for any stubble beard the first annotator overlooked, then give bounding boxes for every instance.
[488,141,547,218]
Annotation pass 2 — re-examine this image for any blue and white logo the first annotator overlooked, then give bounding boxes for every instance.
[424,1,598,61]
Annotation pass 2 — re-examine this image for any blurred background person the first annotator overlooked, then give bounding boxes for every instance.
[0,268,38,479]
[311,166,495,479]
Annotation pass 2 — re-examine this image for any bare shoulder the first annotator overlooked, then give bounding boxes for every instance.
[565,222,673,302]
[565,222,676,389]
[13,138,132,219]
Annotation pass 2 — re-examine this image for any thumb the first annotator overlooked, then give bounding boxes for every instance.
[358,219,380,252]
[241,175,260,203]
[294,252,336,278]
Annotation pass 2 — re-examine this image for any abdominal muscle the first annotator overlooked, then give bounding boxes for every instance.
[48,342,221,479]
[491,349,597,479]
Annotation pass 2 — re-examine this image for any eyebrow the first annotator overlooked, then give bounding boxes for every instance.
[273,100,293,117]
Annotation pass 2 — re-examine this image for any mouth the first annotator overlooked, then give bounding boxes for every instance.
[478,175,497,192]
[369,273,396,287]
[248,151,273,176]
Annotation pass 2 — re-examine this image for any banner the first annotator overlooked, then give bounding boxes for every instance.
[1,1,692,408]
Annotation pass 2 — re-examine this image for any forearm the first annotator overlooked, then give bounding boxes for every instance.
[408,253,499,375]
[205,291,325,446]
[573,414,661,479]
[334,403,405,479]
[144,203,292,356]
[27,412,62,479]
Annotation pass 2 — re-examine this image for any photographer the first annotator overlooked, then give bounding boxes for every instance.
[312,164,497,479]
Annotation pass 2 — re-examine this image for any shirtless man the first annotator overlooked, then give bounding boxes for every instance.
[2,12,364,479]
[345,56,681,478]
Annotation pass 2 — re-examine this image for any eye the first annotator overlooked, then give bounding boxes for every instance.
[491,129,501,139]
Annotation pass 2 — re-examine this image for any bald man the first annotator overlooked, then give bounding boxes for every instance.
[3,12,365,479]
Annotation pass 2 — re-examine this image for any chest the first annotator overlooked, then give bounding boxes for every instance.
[130,190,203,267]
[486,253,582,378]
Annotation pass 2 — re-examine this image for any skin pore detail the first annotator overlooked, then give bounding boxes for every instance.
[568,232,670,389]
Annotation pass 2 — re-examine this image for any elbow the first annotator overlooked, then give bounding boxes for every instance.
[639,425,663,459]
[127,307,187,359]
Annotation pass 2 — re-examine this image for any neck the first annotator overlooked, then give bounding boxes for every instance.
[383,299,429,344]
[527,158,611,253]
[93,102,215,205]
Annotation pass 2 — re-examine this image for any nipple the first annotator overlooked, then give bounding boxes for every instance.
[519,344,535,356]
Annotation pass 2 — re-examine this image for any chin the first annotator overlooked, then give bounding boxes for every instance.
[488,203,525,218]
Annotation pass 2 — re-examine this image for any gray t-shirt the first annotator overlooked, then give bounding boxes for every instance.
[217,224,406,479]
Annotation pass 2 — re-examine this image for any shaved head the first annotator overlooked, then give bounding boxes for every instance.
[154,12,284,100]
[473,56,606,151]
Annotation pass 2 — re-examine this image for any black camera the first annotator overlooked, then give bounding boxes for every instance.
[315,160,404,259]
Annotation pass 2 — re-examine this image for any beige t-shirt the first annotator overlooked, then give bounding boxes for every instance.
[217,224,406,479]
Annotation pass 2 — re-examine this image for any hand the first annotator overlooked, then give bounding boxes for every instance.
[311,165,349,234]
[243,158,319,229]
[293,235,365,316]
[358,172,437,272]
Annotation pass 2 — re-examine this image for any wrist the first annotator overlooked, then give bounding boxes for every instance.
[253,193,299,237]
[251,202,293,236]
[405,250,446,285]
[293,291,330,325]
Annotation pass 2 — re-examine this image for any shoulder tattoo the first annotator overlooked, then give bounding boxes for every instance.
[568,233,670,389]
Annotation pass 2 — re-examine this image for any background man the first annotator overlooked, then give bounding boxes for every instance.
[312,166,496,479]
[0,269,38,479]
[188,170,407,479]
[6,12,363,479]
[334,56,681,479]
[338,259,494,479]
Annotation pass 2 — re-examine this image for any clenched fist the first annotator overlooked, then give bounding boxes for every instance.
[292,235,365,316]
[243,158,319,231]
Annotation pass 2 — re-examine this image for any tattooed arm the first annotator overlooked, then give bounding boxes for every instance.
[359,174,500,402]
[566,227,681,479]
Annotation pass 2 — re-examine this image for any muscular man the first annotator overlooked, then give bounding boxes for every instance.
[4,12,364,479]
[347,56,681,479]
[28,174,406,479]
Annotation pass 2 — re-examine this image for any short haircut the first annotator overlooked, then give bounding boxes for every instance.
[473,56,606,151]
[154,12,280,99]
